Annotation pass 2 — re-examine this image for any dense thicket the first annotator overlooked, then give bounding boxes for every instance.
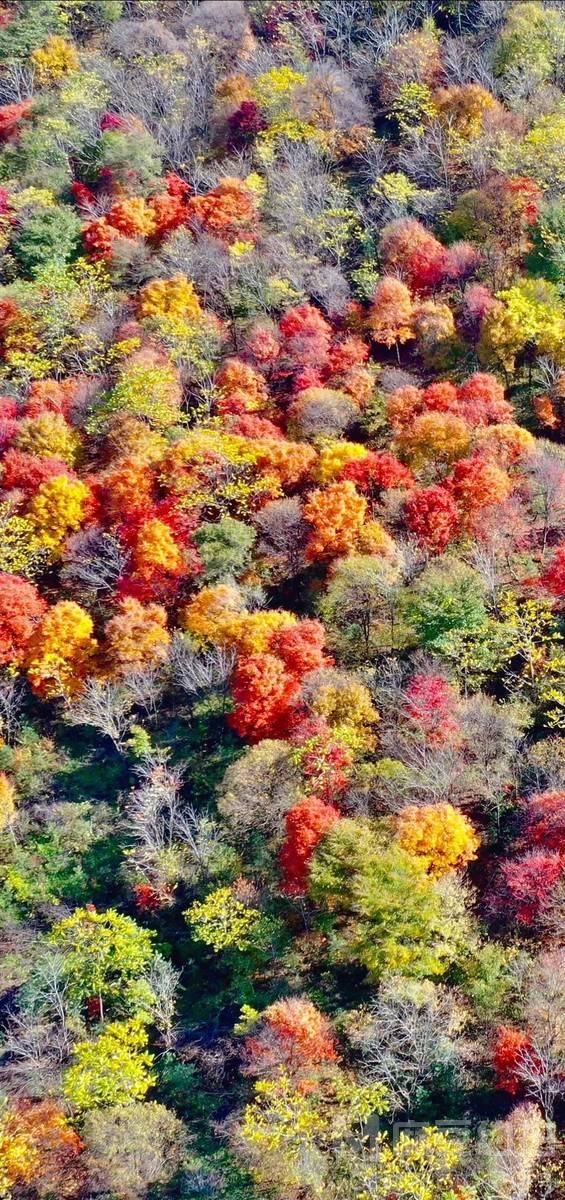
[0,2,564,1198]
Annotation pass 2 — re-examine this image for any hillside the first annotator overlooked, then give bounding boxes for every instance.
[0,2,564,1198]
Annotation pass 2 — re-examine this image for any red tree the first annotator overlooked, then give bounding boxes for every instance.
[493,1027,532,1095]
[328,335,369,374]
[228,100,268,148]
[496,851,565,925]
[522,791,565,854]
[270,619,329,675]
[0,403,18,452]
[0,100,32,142]
[186,178,257,243]
[2,449,72,494]
[444,240,480,281]
[458,283,495,342]
[421,381,459,414]
[0,573,47,666]
[367,276,414,349]
[229,653,302,743]
[404,485,460,553]
[279,303,332,373]
[5,1099,84,1197]
[340,450,414,496]
[291,716,353,802]
[539,545,565,601]
[279,796,341,895]
[456,373,513,425]
[149,173,192,240]
[403,673,461,745]
[380,218,449,292]
[446,456,511,524]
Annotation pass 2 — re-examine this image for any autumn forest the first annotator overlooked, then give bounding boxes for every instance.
[0,1,564,1197]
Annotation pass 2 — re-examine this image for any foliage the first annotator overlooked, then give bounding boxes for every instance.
[404,561,487,651]
[395,804,480,878]
[0,2,563,1196]
[13,206,82,276]
[0,1100,83,1200]
[368,277,414,350]
[24,599,98,697]
[63,1019,156,1112]
[104,597,171,676]
[304,481,367,560]
[237,1071,389,1196]
[185,885,263,953]
[309,819,467,981]
[48,906,155,1016]
[81,1102,187,1197]
[364,1127,469,1200]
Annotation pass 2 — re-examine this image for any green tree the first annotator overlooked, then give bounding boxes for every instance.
[67,1,124,36]
[194,516,256,583]
[494,1,565,84]
[63,1019,156,1112]
[309,819,464,982]
[1,125,72,195]
[92,129,162,194]
[82,1101,188,1196]
[318,554,406,660]
[0,0,63,62]
[527,199,565,286]
[13,207,82,276]
[403,559,487,652]
[48,907,155,1018]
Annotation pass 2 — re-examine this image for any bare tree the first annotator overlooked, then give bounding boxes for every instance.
[127,755,224,884]
[0,61,35,105]
[458,694,524,826]
[127,756,185,854]
[107,17,181,58]
[24,951,73,1044]
[64,678,135,751]
[96,29,220,170]
[309,264,351,318]
[441,34,496,89]
[355,136,392,190]
[122,668,165,719]
[61,528,129,601]
[355,976,468,1113]
[472,1103,546,1200]
[526,443,565,560]
[1,1013,68,1099]
[0,675,24,744]
[170,635,235,697]
[399,120,456,202]
[218,739,301,842]
[255,497,309,582]
[2,952,74,1099]
[370,690,523,821]
[513,950,565,1121]
[264,141,364,267]
[147,955,181,1051]
[307,0,376,68]
[349,1,423,85]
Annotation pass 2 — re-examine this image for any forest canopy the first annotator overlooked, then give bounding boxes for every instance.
[0,1,564,1198]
